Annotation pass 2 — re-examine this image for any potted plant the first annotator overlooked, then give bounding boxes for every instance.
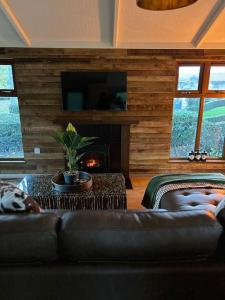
[53,122,97,185]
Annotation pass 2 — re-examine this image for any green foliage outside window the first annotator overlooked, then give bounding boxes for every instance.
[171,97,225,158]
[171,100,199,157]
[0,97,24,159]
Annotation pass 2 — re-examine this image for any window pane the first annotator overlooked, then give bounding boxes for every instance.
[0,65,14,90]
[0,97,24,158]
[177,66,201,91]
[170,98,200,157]
[208,66,225,90]
[200,98,225,157]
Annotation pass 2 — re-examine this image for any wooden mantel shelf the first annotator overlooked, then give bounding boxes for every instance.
[53,115,139,125]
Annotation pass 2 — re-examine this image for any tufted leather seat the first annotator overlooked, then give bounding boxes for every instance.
[160,188,225,212]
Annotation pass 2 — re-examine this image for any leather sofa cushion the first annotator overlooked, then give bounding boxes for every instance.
[160,188,225,212]
[59,210,222,262]
[0,213,58,264]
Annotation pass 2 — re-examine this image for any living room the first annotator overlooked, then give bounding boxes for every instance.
[1,0,225,299]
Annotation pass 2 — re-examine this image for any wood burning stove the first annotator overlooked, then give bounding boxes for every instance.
[79,144,109,173]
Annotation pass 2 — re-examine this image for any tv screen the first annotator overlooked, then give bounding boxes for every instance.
[61,72,127,111]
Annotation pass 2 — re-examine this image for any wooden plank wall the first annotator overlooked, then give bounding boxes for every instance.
[0,48,225,175]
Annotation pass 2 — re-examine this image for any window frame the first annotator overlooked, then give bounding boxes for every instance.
[0,60,24,161]
[171,61,225,160]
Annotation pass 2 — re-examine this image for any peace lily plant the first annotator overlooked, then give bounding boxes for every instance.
[54,122,97,184]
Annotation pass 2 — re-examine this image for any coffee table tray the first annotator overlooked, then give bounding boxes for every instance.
[51,172,92,193]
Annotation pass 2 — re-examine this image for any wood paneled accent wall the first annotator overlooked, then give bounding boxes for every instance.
[0,48,225,175]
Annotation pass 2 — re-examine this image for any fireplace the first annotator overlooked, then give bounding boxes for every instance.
[74,123,132,188]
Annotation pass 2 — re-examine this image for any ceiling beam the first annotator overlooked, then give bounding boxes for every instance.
[113,0,121,48]
[0,0,31,46]
[192,0,225,48]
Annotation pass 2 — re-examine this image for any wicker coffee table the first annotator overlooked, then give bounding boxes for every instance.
[18,173,127,210]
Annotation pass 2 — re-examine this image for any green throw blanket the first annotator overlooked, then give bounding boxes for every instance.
[142,173,225,209]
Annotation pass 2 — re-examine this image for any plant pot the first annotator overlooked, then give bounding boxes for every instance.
[63,171,79,185]
[52,171,92,192]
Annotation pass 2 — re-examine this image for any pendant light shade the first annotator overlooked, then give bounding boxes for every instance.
[137,0,198,11]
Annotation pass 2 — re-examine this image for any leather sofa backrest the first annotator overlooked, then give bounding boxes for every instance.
[0,213,58,264]
[59,210,222,262]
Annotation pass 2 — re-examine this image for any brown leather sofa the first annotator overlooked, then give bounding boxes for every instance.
[0,209,225,300]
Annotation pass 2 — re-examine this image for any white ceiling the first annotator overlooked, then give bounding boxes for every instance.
[0,0,225,49]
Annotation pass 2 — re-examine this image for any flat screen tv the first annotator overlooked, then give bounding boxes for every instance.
[61,72,127,111]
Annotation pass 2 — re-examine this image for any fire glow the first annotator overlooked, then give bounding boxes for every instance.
[86,159,100,168]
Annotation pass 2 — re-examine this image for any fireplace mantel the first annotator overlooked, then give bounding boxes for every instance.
[54,116,139,125]
[53,117,136,188]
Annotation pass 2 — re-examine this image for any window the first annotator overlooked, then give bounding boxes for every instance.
[171,63,225,159]
[208,66,225,91]
[177,66,201,91]
[0,63,24,159]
